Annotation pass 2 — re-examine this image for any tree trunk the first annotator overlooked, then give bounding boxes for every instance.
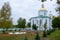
[3,28,5,34]
[6,28,8,31]
[5,28,8,34]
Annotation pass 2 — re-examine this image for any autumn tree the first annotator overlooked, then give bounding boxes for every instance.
[0,2,13,32]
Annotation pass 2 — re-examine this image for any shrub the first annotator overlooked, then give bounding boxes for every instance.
[35,33,40,40]
[43,31,47,37]
[24,36,28,40]
[32,24,37,30]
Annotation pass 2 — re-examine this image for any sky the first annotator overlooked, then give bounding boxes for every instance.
[0,0,57,25]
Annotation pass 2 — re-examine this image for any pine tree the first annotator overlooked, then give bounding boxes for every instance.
[43,21,47,37]
[35,33,40,40]
[27,22,31,27]
[43,31,47,37]
[24,36,28,40]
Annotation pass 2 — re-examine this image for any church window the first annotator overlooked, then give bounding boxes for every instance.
[36,20,38,24]
[40,12,44,15]
[40,19,42,26]
[32,20,34,24]
[45,19,47,24]
[39,11,44,16]
[44,12,46,16]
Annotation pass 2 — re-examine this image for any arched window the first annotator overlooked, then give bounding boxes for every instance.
[46,19,47,24]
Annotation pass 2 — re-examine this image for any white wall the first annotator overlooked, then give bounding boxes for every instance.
[30,17,52,30]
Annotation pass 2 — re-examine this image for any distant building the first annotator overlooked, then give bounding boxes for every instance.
[30,4,52,30]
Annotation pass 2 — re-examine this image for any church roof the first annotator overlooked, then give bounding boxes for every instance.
[30,15,50,20]
[30,4,49,20]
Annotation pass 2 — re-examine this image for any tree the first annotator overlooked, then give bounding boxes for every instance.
[17,17,26,28]
[1,2,11,19]
[44,22,47,31]
[52,16,55,20]
[56,0,60,4]
[43,31,47,37]
[0,2,13,33]
[17,18,23,28]
[22,19,26,28]
[52,17,60,29]
[27,22,31,27]
[56,0,60,16]
[43,21,47,37]
[35,33,40,40]
[32,24,37,30]
[4,20,13,31]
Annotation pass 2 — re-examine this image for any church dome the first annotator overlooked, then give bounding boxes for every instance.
[40,8,47,10]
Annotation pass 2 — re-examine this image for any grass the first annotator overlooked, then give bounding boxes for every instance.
[0,30,60,40]
[47,29,60,40]
[0,31,36,40]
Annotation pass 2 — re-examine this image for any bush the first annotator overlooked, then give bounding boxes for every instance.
[35,33,40,40]
[47,29,55,35]
[24,36,28,40]
[43,31,47,37]
[32,24,37,30]
[47,30,51,35]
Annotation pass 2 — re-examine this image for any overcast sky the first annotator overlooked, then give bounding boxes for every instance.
[0,0,57,25]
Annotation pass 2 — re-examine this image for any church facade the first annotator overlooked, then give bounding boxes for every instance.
[30,4,52,30]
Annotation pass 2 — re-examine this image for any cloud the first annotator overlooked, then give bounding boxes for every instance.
[0,0,57,25]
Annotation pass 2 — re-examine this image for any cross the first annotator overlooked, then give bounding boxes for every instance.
[42,4,44,8]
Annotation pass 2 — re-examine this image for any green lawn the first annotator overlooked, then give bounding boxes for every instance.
[48,29,60,40]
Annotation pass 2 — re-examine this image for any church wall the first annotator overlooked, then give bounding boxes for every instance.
[30,17,51,30]
[40,18,49,30]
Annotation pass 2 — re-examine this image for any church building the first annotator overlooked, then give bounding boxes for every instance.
[30,4,52,30]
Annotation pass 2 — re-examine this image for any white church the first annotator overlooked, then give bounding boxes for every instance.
[30,4,52,30]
